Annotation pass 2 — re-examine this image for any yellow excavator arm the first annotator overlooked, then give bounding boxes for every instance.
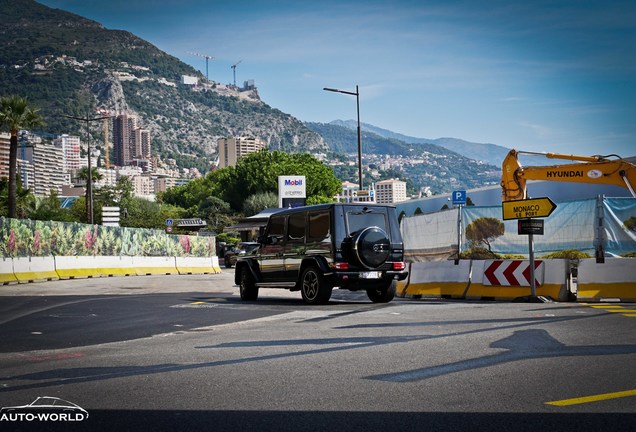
[501,149,636,201]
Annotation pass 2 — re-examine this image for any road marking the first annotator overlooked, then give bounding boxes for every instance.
[588,305,623,309]
[546,389,636,406]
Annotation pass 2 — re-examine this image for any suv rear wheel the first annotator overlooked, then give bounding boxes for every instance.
[352,227,391,269]
[300,265,333,305]
[239,266,259,301]
[366,280,396,303]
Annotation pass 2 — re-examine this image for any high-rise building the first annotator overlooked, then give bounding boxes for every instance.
[135,128,151,159]
[0,133,10,180]
[16,133,66,196]
[113,113,138,166]
[217,136,266,168]
[375,178,408,204]
[53,134,81,173]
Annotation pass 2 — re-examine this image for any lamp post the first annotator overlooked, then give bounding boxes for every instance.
[324,85,362,190]
[62,114,109,224]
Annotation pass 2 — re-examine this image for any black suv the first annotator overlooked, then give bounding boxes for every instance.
[234,203,408,304]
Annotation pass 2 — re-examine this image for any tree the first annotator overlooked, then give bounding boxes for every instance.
[243,192,278,216]
[465,217,505,252]
[0,96,43,218]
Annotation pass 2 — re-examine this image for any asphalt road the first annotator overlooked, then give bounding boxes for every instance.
[0,271,635,431]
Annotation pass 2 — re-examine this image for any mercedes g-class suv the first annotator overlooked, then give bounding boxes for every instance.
[234,203,408,305]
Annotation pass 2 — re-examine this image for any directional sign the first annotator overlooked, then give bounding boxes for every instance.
[452,190,466,205]
[502,197,557,220]
[483,260,544,286]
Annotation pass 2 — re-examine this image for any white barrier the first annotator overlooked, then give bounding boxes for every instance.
[577,258,636,302]
[0,257,17,284]
[176,256,217,274]
[467,259,569,301]
[12,256,58,282]
[398,260,471,298]
[132,256,178,276]
[55,256,135,278]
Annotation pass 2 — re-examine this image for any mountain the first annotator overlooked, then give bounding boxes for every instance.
[0,0,326,172]
[330,120,511,167]
[305,122,501,192]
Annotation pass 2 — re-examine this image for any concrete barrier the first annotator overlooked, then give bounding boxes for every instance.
[176,257,216,275]
[467,259,569,301]
[132,256,178,276]
[13,256,59,282]
[399,260,471,298]
[211,256,221,273]
[0,258,17,284]
[577,258,636,302]
[55,256,135,278]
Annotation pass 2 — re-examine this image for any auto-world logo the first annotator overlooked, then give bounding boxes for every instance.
[0,397,88,423]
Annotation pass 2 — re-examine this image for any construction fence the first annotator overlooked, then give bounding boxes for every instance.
[402,196,636,262]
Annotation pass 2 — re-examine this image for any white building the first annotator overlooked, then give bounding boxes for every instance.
[375,178,408,204]
[217,136,266,168]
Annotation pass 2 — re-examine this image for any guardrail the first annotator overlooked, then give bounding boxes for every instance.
[397,258,635,302]
[0,256,221,283]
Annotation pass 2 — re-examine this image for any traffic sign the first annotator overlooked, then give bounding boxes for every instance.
[502,197,557,220]
[452,190,466,205]
[165,219,173,226]
[518,219,544,235]
[483,260,544,286]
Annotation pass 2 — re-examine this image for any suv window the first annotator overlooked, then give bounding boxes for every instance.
[347,210,387,235]
[267,215,286,244]
[308,211,330,242]
[287,213,305,243]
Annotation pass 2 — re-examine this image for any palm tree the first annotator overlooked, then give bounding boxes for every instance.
[0,96,43,218]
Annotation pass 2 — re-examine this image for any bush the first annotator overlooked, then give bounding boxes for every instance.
[459,247,500,260]
[622,252,636,258]
[541,250,592,259]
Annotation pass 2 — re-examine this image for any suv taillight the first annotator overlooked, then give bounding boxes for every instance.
[392,262,406,270]
[332,262,349,270]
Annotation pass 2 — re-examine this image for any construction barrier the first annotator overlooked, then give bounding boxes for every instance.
[55,256,136,279]
[12,256,59,283]
[398,259,570,301]
[467,259,569,301]
[132,256,178,276]
[0,258,18,284]
[577,258,636,302]
[176,256,218,275]
[398,260,471,298]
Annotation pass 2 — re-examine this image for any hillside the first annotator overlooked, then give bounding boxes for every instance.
[305,122,501,192]
[330,120,511,167]
[0,0,326,172]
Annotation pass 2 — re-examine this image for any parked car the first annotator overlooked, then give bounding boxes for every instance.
[224,242,260,268]
[234,203,408,304]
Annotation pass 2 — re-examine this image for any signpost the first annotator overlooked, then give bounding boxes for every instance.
[452,191,466,264]
[502,197,557,302]
[502,197,556,220]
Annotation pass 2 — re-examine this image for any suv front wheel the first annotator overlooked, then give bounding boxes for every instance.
[239,266,259,301]
[366,280,396,303]
[300,266,333,305]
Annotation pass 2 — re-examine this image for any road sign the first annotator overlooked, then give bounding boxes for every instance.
[502,197,557,220]
[166,226,173,233]
[165,219,173,226]
[452,190,466,205]
[177,218,206,227]
[518,219,544,235]
[483,260,544,286]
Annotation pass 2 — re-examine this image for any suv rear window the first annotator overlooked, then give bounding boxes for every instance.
[346,210,387,235]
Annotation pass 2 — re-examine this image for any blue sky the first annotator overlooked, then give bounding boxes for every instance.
[39,0,636,156]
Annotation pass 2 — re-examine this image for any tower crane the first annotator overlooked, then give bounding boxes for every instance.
[187,51,215,82]
[231,60,243,87]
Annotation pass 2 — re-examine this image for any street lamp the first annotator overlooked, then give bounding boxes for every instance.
[323,85,362,190]
[62,113,109,224]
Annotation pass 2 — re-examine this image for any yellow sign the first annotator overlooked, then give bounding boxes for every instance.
[502,197,557,220]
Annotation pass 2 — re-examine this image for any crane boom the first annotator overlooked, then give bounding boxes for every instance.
[501,149,636,201]
[187,51,215,82]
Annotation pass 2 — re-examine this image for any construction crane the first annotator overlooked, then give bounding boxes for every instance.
[187,51,215,82]
[231,60,243,87]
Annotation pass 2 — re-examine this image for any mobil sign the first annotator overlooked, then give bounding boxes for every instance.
[278,175,306,207]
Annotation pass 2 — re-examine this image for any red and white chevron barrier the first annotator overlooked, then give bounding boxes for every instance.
[483,260,544,286]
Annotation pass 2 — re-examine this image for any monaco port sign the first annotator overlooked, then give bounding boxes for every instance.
[502,197,557,220]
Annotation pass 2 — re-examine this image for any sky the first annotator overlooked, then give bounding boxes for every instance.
[38,0,636,156]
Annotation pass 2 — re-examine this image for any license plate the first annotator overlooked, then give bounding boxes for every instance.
[360,271,381,279]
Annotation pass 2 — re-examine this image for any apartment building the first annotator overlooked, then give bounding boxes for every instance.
[375,178,408,204]
[217,136,266,168]
[53,134,81,173]
[335,181,376,203]
[21,142,66,196]
[113,114,151,168]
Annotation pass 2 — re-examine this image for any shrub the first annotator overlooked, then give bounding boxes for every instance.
[541,250,592,259]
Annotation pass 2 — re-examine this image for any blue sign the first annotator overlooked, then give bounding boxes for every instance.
[452,190,467,205]
[165,218,173,226]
